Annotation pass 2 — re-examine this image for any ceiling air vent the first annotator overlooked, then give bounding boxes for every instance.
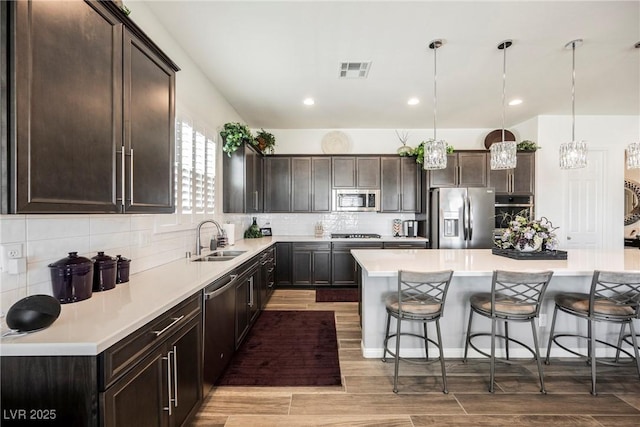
[339,61,371,78]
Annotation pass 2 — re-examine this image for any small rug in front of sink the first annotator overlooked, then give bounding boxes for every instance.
[316,288,358,303]
[216,310,341,387]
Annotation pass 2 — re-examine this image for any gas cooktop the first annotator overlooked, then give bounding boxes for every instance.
[330,233,381,239]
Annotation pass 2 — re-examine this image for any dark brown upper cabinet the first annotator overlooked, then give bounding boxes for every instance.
[487,151,535,195]
[6,0,178,214]
[332,156,380,188]
[311,157,332,212]
[264,156,291,212]
[223,143,264,213]
[288,157,332,213]
[381,156,421,212]
[428,152,488,188]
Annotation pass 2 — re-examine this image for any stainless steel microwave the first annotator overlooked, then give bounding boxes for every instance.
[332,189,380,212]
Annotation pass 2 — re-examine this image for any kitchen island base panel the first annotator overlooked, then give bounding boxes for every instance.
[360,272,630,360]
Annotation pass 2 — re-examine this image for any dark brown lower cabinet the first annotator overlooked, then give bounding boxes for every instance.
[0,294,203,427]
[331,242,384,286]
[292,242,331,286]
[275,242,292,286]
[235,262,260,348]
[259,247,276,309]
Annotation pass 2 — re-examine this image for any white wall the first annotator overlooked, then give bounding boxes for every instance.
[534,115,638,249]
[268,128,496,155]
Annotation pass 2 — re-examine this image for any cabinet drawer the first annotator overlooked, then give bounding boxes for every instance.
[100,293,202,389]
[332,242,384,251]
[383,242,428,249]
[292,242,332,251]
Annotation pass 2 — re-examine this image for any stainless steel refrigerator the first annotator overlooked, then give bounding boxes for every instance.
[430,187,496,249]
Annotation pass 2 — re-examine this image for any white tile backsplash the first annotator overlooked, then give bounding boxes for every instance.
[0,210,419,311]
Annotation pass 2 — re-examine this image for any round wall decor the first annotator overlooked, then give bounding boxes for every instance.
[321,131,352,154]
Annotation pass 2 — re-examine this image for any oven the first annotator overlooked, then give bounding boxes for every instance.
[494,195,534,229]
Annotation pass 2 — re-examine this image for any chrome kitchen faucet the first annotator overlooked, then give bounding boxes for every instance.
[195,220,226,255]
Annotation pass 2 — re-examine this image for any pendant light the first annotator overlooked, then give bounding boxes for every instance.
[626,42,640,169]
[423,39,448,170]
[490,40,517,170]
[559,39,587,169]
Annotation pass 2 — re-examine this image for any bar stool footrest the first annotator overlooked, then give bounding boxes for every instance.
[467,332,538,364]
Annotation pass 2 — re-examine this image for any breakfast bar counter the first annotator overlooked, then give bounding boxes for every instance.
[352,248,640,359]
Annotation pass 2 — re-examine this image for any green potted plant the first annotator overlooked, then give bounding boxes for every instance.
[254,128,276,154]
[517,140,540,151]
[220,122,253,156]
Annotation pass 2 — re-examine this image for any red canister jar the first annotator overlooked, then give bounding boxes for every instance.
[48,252,94,304]
[92,252,117,292]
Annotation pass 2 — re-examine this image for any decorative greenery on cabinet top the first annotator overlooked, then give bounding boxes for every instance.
[221,122,253,156]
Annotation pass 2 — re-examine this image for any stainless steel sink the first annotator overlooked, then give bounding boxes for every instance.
[192,250,246,262]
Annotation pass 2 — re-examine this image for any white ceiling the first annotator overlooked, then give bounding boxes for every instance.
[144,0,640,129]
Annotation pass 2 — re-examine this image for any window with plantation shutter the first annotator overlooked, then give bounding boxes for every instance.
[175,115,216,216]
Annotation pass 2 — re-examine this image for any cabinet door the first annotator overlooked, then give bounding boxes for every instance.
[332,157,356,188]
[265,157,292,212]
[167,318,202,427]
[13,0,122,213]
[245,146,263,213]
[102,347,168,427]
[458,152,487,187]
[292,249,313,285]
[275,242,292,286]
[248,272,260,324]
[203,284,236,389]
[428,154,457,188]
[487,166,510,193]
[400,157,421,212]
[356,157,381,188]
[312,158,332,212]
[313,250,332,285]
[222,144,247,213]
[292,157,312,212]
[381,157,401,211]
[331,250,357,285]
[512,152,535,194]
[235,279,250,348]
[123,30,175,213]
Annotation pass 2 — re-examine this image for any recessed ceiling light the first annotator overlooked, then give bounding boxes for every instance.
[508,99,523,106]
[407,97,420,106]
[303,98,315,106]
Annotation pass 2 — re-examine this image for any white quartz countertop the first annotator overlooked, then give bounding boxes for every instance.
[0,235,428,356]
[352,248,640,277]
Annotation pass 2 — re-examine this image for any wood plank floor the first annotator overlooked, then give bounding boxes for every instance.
[193,289,640,426]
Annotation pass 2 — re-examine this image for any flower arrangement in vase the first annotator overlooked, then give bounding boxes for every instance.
[494,211,559,252]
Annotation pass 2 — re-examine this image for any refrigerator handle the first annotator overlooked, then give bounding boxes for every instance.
[462,196,468,241]
[467,196,473,241]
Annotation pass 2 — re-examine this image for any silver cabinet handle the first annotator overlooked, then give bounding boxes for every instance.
[117,149,125,208]
[248,277,254,307]
[129,148,134,204]
[163,350,173,415]
[152,316,184,337]
[172,345,178,408]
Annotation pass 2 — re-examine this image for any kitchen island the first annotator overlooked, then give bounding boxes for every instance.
[352,248,640,359]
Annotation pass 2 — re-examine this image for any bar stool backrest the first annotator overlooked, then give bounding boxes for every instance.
[590,271,640,319]
[491,270,554,318]
[397,270,454,317]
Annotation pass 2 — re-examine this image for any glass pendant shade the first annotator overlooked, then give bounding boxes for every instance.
[559,39,587,169]
[423,39,447,170]
[490,40,516,170]
[559,140,587,169]
[490,140,517,170]
[423,139,448,170]
[627,142,640,169]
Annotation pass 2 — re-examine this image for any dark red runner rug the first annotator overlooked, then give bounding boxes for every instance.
[316,288,359,302]
[216,310,341,386]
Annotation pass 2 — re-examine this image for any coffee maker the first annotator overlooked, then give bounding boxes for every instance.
[403,220,418,237]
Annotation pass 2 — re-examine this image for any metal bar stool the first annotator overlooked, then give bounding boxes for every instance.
[463,270,554,393]
[381,269,454,393]
[545,270,640,395]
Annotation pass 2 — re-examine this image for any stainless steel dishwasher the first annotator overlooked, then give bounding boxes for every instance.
[202,272,238,392]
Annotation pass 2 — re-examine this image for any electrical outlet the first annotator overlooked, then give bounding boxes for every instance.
[538,314,547,327]
[3,244,23,259]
